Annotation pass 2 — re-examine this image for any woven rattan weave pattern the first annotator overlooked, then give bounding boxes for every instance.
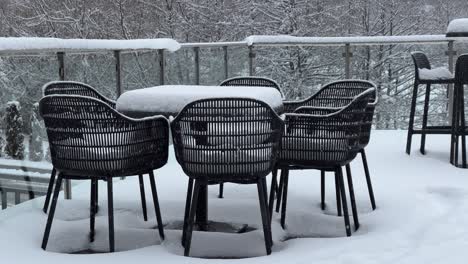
[43,81,116,107]
[220,76,283,96]
[40,95,169,177]
[171,97,284,182]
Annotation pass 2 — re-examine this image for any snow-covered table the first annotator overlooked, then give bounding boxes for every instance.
[116,85,284,118]
[116,85,283,231]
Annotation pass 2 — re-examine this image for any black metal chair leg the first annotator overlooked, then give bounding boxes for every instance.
[459,86,467,168]
[406,82,419,155]
[94,180,99,214]
[360,149,376,210]
[257,179,272,255]
[138,175,148,221]
[149,171,165,240]
[420,84,431,155]
[107,177,115,252]
[335,173,342,216]
[275,169,284,213]
[280,169,289,229]
[261,177,272,246]
[450,84,460,165]
[345,164,360,231]
[90,179,97,242]
[262,177,269,209]
[268,168,278,224]
[41,174,63,250]
[218,183,224,198]
[182,178,194,247]
[454,99,461,167]
[337,167,351,237]
[321,170,325,210]
[43,168,56,213]
[184,180,201,257]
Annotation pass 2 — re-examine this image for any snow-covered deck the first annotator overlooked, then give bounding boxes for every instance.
[1,130,467,263]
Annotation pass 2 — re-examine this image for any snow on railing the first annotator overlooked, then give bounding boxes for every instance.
[0,37,180,55]
[245,35,449,46]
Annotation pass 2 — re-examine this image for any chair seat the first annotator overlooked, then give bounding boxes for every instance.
[53,136,164,177]
[418,67,455,83]
[279,136,357,166]
[183,147,272,176]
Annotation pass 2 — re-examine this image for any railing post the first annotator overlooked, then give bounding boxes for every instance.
[1,191,6,209]
[248,46,255,76]
[447,40,456,123]
[223,46,228,80]
[114,50,123,96]
[57,52,65,80]
[158,49,165,85]
[343,44,353,78]
[194,47,200,85]
[57,51,72,200]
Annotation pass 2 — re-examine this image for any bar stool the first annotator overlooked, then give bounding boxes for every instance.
[406,52,455,155]
[450,54,468,168]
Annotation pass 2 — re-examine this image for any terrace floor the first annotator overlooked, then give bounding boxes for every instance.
[1,130,467,263]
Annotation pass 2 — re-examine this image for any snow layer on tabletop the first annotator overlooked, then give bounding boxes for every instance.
[419,67,454,80]
[0,38,181,52]
[447,18,468,34]
[245,35,447,46]
[2,131,468,263]
[116,85,283,114]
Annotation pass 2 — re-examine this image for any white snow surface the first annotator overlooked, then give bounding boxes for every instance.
[1,131,468,263]
[0,38,180,53]
[419,67,454,80]
[245,35,447,46]
[447,18,468,34]
[116,85,283,115]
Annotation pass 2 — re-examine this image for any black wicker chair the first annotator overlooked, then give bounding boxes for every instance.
[42,81,153,222]
[406,52,455,155]
[217,76,284,198]
[171,98,284,256]
[450,54,468,168]
[39,95,169,252]
[274,80,378,214]
[270,87,375,237]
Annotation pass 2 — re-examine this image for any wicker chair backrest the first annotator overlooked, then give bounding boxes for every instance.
[411,52,432,81]
[39,95,169,177]
[171,97,284,181]
[280,87,374,168]
[220,76,283,96]
[286,80,377,147]
[43,81,116,107]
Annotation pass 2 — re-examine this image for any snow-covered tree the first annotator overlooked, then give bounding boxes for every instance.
[4,101,25,160]
[29,102,43,161]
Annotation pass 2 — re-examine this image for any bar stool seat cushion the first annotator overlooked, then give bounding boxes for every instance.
[419,67,454,81]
